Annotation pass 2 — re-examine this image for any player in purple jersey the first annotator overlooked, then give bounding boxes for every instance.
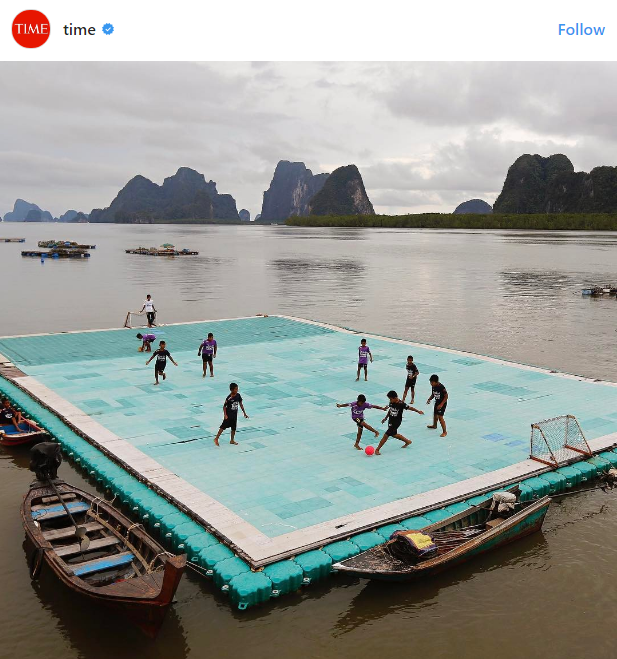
[198,332,218,378]
[136,332,156,352]
[356,338,373,381]
[337,394,387,450]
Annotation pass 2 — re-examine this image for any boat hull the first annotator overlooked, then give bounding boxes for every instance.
[334,497,550,582]
[0,424,47,447]
[22,480,186,637]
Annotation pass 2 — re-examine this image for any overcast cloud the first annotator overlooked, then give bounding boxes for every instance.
[0,62,616,218]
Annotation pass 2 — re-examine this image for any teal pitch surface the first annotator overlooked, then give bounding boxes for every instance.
[2,316,617,538]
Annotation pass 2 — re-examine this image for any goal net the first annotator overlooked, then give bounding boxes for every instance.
[123,311,157,329]
[530,414,592,467]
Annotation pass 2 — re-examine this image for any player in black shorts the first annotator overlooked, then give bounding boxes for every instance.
[402,355,419,404]
[427,374,448,437]
[214,382,249,446]
[0,399,23,432]
[375,390,424,455]
[146,340,178,385]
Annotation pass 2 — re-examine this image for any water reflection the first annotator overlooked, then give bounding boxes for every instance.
[28,545,189,659]
[333,531,548,636]
[500,270,577,297]
[268,227,369,241]
[501,232,617,247]
[268,257,366,309]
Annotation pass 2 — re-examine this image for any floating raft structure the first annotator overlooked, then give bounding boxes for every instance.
[582,285,617,296]
[38,240,96,249]
[22,249,91,259]
[1,315,617,611]
[0,238,25,243]
[125,245,199,256]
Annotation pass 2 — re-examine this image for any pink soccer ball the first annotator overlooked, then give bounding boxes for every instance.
[365,445,375,456]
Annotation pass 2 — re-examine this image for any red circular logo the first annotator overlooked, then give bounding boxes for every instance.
[12,10,50,48]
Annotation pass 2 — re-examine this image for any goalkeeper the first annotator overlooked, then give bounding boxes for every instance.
[140,294,157,327]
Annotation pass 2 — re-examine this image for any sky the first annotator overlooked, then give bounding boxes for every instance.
[1,61,616,218]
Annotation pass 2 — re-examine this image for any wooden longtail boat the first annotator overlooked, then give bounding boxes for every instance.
[22,444,185,637]
[0,421,47,447]
[332,491,551,582]
[0,238,25,243]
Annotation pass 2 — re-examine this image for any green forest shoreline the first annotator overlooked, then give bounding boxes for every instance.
[285,213,617,230]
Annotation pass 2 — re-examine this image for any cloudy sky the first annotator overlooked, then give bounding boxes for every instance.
[1,62,616,218]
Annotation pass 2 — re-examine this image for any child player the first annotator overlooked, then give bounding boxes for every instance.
[213,383,249,446]
[197,332,217,378]
[402,355,419,404]
[427,374,448,437]
[356,338,373,381]
[136,332,156,352]
[146,340,177,385]
[336,395,387,450]
[375,390,424,455]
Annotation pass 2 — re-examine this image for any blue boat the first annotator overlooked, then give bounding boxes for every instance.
[332,490,551,581]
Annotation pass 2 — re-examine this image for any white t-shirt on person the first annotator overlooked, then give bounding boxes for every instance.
[144,299,155,312]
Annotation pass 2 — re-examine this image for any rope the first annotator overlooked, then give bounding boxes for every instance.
[185,560,210,578]
[125,522,142,538]
[148,551,168,572]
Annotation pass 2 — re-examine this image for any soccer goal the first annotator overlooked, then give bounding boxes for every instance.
[123,311,152,329]
[530,414,592,467]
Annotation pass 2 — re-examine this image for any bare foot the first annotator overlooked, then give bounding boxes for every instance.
[153,382,159,386]
[411,399,415,404]
[354,444,362,450]
[162,373,166,380]
[427,425,437,429]
[374,430,379,437]
[375,450,381,456]
[230,440,238,445]
[203,373,206,378]
[440,432,448,438]
[214,439,219,447]
[355,377,359,382]
[364,377,368,381]
[210,374,214,377]
[402,440,412,448]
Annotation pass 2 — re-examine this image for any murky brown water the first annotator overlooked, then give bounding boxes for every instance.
[2,225,617,658]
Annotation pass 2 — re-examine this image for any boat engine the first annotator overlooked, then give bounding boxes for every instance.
[29,442,62,481]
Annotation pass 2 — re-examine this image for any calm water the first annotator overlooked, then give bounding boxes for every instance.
[2,224,617,659]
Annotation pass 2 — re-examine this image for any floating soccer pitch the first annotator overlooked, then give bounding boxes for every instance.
[2,315,617,567]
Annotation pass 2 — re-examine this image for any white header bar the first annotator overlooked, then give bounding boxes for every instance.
[1,0,615,61]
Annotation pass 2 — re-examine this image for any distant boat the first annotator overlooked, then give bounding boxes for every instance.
[38,240,96,249]
[0,238,25,243]
[22,250,90,259]
[125,245,198,256]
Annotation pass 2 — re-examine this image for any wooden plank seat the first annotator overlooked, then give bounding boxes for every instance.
[72,552,135,577]
[31,502,90,520]
[41,493,77,504]
[43,522,104,541]
[56,536,121,558]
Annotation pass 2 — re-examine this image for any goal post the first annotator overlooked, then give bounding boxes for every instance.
[124,311,149,328]
[530,414,592,468]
